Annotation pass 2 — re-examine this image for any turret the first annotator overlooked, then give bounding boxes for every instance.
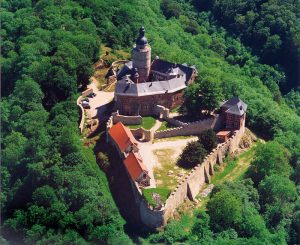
[132,27,151,83]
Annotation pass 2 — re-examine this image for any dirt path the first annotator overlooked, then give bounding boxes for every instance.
[151,120,163,132]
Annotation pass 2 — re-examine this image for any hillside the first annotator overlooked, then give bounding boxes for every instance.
[1,0,300,244]
[191,0,300,92]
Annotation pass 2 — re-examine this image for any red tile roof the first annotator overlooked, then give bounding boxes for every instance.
[216,130,231,136]
[124,152,148,181]
[108,122,138,152]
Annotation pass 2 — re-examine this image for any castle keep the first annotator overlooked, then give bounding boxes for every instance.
[115,27,197,116]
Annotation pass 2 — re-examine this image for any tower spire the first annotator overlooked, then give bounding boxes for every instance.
[135,26,148,47]
[132,26,151,83]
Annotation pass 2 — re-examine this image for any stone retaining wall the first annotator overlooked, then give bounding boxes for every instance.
[77,95,85,133]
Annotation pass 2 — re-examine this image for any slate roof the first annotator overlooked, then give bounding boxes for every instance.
[108,122,138,152]
[115,59,196,97]
[221,97,247,116]
[124,152,148,182]
[151,59,195,82]
[136,26,148,46]
[116,61,133,80]
[115,75,187,96]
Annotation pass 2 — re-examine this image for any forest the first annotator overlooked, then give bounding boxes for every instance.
[1,0,300,244]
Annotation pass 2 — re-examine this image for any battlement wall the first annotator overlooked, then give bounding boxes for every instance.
[105,107,244,229]
[162,129,243,222]
[154,116,221,139]
[122,128,244,229]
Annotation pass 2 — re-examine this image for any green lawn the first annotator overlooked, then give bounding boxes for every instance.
[211,158,238,184]
[128,116,156,130]
[211,144,257,185]
[158,121,176,131]
[142,188,171,207]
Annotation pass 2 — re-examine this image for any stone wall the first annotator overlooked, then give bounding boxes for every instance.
[126,178,165,228]
[133,128,244,228]
[105,106,245,228]
[164,117,186,127]
[154,105,185,127]
[161,129,244,222]
[154,115,222,139]
[77,95,85,133]
[130,128,154,142]
[112,111,143,125]
[154,105,169,118]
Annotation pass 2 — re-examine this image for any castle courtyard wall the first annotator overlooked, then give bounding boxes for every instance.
[131,128,244,228]
[106,110,244,229]
[154,115,222,139]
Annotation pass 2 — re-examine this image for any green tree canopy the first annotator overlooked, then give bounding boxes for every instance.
[184,77,223,115]
[246,142,292,185]
[207,189,243,232]
[198,129,218,152]
[177,141,207,168]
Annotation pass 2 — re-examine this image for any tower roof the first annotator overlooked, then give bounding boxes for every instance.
[221,97,247,116]
[136,26,148,46]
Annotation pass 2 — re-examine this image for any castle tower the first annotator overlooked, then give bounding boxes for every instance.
[132,27,151,83]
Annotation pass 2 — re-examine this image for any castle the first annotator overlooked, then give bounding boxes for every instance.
[114,27,197,116]
[102,27,249,229]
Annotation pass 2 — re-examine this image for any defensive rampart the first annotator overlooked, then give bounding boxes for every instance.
[133,128,244,228]
[105,106,244,228]
[154,115,222,139]
[164,117,186,127]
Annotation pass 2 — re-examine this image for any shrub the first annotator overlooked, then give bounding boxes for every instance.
[177,141,207,168]
[97,152,110,170]
[199,129,218,152]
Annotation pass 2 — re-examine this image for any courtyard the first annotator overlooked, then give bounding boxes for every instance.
[138,136,198,189]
